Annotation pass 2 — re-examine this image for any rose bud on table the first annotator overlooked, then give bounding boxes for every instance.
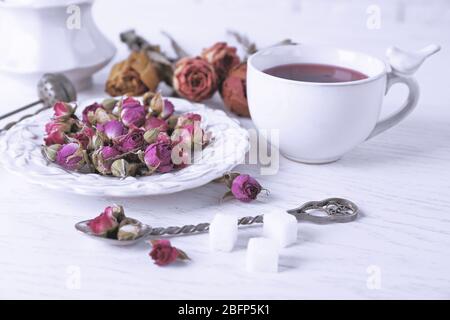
[220,63,250,117]
[173,57,218,102]
[149,239,189,266]
[201,42,240,83]
[218,172,264,202]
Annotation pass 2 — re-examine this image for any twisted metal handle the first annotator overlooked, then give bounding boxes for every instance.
[148,215,265,236]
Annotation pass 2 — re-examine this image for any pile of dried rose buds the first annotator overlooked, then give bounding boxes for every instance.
[42,93,210,177]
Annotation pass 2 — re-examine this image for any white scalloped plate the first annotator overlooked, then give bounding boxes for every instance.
[0,98,249,197]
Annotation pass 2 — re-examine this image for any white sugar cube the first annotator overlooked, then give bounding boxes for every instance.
[246,238,279,273]
[263,211,298,247]
[209,213,238,252]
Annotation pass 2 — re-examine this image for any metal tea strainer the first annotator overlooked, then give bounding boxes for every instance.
[0,73,77,132]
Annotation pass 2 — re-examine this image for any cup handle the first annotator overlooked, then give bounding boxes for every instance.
[367,72,419,139]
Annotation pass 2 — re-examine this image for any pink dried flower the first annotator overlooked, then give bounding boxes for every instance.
[97,120,126,140]
[115,129,145,152]
[55,142,85,171]
[230,174,262,202]
[149,239,189,266]
[144,116,168,132]
[87,204,125,237]
[144,141,173,173]
[173,57,218,102]
[201,42,240,82]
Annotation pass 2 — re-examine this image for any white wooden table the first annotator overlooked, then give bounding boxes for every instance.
[0,0,449,299]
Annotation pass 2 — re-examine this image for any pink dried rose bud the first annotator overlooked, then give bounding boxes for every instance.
[55,142,86,171]
[220,63,250,117]
[159,99,174,120]
[144,141,174,173]
[97,120,126,140]
[173,57,218,102]
[71,125,95,149]
[201,42,240,82]
[53,101,75,118]
[44,120,72,146]
[144,116,168,132]
[172,122,209,148]
[92,146,122,175]
[82,102,104,125]
[149,239,189,266]
[230,174,263,202]
[120,100,146,128]
[87,204,125,237]
[115,129,145,152]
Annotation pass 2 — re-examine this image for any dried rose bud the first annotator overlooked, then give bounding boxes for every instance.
[167,115,179,131]
[114,129,145,153]
[143,128,160,144]
[87,204,125,237]
[201,42,240,82]
[92,146,122,175]
[144,116,168,132]
[156,132,171,144]
[230,174,262,202]
[91,131,107,150]
[144,141,173,173]
[43,144,61,162]
[149,239,189,266]
[120,98,146,127]
[70,125,95,149]
[44,120,71,146]
[220,63,250,117]
[173,57,218,102]
[53,101,75,119]
[101,98,118,112]
[97,120,126,140]
[111,159,137,178]
[159,99,174,120]
[149,92,163,114]
[82,103,104,125]
[55,142,86,171]
[94,107,115,125]
[117,222,141,241]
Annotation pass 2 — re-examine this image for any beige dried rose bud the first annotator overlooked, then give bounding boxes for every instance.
[144,128,160,144]
[111,159,137,178]
[101,98,118,112]
[117,219,142,241]
[149,92,164,114]
[43,144,61,162]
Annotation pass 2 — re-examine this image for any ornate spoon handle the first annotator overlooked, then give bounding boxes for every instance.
[148,198,358,236]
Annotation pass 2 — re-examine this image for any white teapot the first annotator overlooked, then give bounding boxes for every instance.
[0,0,116,90]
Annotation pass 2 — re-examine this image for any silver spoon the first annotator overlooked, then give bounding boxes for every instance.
[0,73,77,132]
[75,198,358,246]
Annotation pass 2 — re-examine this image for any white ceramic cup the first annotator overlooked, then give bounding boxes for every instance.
[247,44,435,164]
